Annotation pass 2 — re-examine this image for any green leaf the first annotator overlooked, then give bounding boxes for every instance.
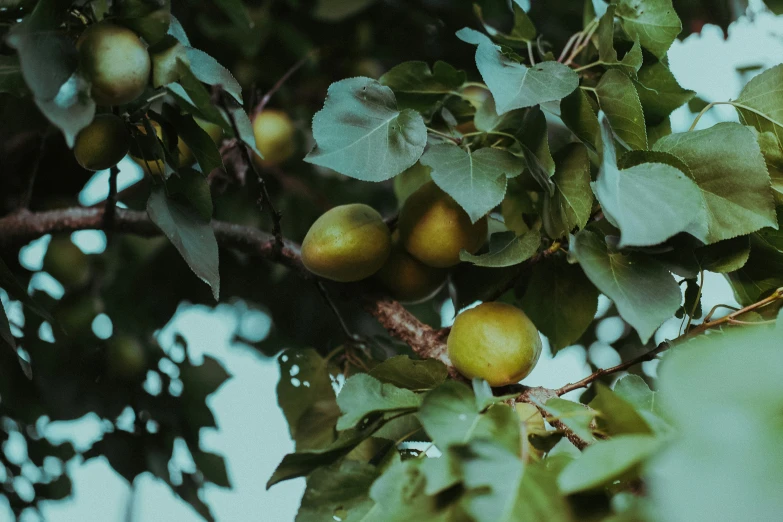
[459,230,540,268]
[558,434,661,494]
[520,259,599,353]
[695,236,751,273]
[474,96,526,133]
[650,327,783,521]
[369,459,453,521]
[336,374,422,431]
[162,105,223,173]
[115,0,171,45]
[305,77,427,181]
[421,143,524,222]
[589,383,653,436]
[184,47,242,104]
[592,114,705,247]
[612,0,682,59]
[560,88,601,155]
[277,349,340,451]
[754,130,783,205]
[170,60,227,130]
[167,168,213,220]
[613,375,659,415]
[654,123,778,244]
[596,69,648,151]
[146,185,220,300]
[380,61,466,94]
[517,105,556,178]
[473,1,537,46]
[735,64,783,145]
[572,229,681,343]
[313,0,377,21]
[634,61,695,125]
[512,457,574,522]
[192,450,231,488]
[469,41,579,114]
[418,381,521,454]
[597,6,643,76]
[295,461,377,522]
[6,0,94,146]
[542,143,593,239]
[0,301,15,352]
[533,398,597,444]
[368,355,448,390]
[0,55,28,97]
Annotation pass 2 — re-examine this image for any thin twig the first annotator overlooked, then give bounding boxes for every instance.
[255,50,318,115]
[103,164,119,232]
[558,32,582,63]
[564,19,599,66]
[216,91,284,259]
[316,280,363,344]
[526,41,536,65]
[18,130,49,210]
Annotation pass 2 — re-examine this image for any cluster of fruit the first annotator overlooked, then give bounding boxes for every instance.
[301,181,542,386]
[70,22,297,173]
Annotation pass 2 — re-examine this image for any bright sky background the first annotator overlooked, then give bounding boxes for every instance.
[2,1,782,520]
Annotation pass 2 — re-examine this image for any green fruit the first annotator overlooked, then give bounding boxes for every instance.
[44,237,90,289]
[78,23,151,106]
[375,232,447,303]
[252,109,296,165]
[447,302,542,386]
[106,335,147,380]
[73,114,130,171]
[398,182,487,268]
[53,294,101,337]
[302,204,392,282]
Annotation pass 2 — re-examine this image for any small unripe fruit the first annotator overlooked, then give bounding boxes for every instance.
[73,114,130,171]
[375,232,447,303]
[398,182,487,268]
[252,109,296,165]
[43,237,90,289]
[106,335,147,380]
[78,23,151,106]
[448,302,542,386]
[302,204,392,282]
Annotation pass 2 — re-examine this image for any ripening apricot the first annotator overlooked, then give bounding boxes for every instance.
[78,23,151,106]
[375,232,447,303]
[73,114,130,171]
[398,182,487,268]
[301,204,392,282]
[106,335,147,380]
[448,302,542,386]
[252,109,296,165]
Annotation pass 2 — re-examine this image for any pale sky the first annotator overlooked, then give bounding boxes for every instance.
[3,2,782,520]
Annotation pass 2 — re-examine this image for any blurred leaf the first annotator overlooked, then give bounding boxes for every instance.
[572,229,680,343]
[0,55,28,97]
[558,434,661,494]
[421,143,524,222]
[147,185,220,300]
[473,1,537,46]
[595,70,648,151]
[296,460,377,522]
[313,0,378,21]
[369,355,448,390]
[520,259,599,353]
[336,374,422,431]
[542,143,593,239]
[210,0,252,29]
[193,450,231,488]
[654,123,778,244]
[593,113,705,247]
[167,168,214,220]
[305,77,427,181]
[369,458,453,520]
[613,0,682,59]
[459,230,540,268]
[0,256,53,323]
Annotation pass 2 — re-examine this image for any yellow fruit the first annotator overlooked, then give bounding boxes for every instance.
[252,109,296,165]
[375,232,447,303]
[106,335,147,380]
[78,23,151,106]
[131,120,165,175]
[461,85,490,109]
[398,182,487,268]
[301,204,392,282]
[43,237,90,289]
[447,302,542,386]
[73,114,130,171]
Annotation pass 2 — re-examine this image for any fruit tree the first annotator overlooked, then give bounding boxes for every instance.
[1,0,783,521]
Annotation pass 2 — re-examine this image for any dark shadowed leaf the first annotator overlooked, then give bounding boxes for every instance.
[336,374,422,431]
[460,231,540,268]
[369,355,448,389]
